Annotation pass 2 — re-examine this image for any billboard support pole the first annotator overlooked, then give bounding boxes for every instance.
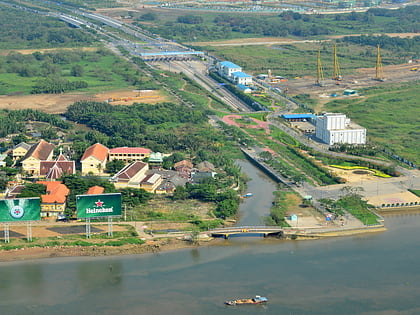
[4,223,9,243]
[108,217,113,237]
[86,218,91,239]
[27,221,32,242]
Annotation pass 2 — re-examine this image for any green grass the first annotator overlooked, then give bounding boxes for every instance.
[0,51,145,95]
[202,42,398,78]
[324,81,420,166]
[409,190,420,197]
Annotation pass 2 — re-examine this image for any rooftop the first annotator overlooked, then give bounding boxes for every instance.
[282,113,316,120]
[109,147,151,154]
[232,71,252,78]
[81,143,109,162]
[220,61,241,69]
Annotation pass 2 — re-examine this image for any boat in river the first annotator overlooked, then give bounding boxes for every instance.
[242,192,253,198]
[225,295,268,306]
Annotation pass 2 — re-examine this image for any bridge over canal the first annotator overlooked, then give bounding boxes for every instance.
[208,226,284,239]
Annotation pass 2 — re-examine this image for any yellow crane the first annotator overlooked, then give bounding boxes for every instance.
[332,44,342,81]
[316,49,325,86]
[375,44,385,81]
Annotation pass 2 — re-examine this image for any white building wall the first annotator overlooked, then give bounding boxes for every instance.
[326,114,346,130]
[316,113,366,145]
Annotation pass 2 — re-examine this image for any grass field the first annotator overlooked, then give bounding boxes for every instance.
[202,42,400,78]
[0,51,150,95]
[323,81,420,166]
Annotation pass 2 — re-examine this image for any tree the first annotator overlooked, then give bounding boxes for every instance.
[19,183,46,198]
[214,198,238,219]
[172,186,189,200]
[139,12,157,21]
[120,187,151,207]
[71,64,84,77]
[106,160,125,174]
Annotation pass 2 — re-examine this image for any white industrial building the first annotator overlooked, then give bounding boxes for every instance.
[315,113,366,145]
[231,71,253,85]
[216,61,253,85]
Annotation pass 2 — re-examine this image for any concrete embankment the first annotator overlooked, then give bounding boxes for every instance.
[303,225,387,237]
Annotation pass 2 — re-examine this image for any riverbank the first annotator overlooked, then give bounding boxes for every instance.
[0,224,389,262]
[0,237,219,262]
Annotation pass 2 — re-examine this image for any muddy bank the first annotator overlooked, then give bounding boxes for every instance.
[0,238,222,262]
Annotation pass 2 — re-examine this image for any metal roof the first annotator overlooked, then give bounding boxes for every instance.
[232,71,252,78]
[139,51,204,56]
[219,61,241,69]
[282,114,316,119]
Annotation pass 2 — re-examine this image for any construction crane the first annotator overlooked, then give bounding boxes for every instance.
[375,44,385,81]
[332,44,342,81]
[316,49,325,86]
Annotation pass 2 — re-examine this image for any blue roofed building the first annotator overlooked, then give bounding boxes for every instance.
[236,84,252,93]
[217,61,242,77]
[232,72,253,85]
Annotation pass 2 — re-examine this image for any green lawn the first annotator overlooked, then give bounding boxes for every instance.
[0,52,147,95]
[202,42,399,78]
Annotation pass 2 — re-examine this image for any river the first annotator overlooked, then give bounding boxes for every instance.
[1,160,420,314]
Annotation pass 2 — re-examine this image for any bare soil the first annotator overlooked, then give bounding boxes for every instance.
[0,89,167,114]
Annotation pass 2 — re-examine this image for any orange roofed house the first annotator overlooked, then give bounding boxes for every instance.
[21,140,55,176]
[81,143,109,175]
[36,181,70,219]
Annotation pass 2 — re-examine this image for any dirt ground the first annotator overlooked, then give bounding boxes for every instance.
[284,193,325,228]
[0,89,167,114]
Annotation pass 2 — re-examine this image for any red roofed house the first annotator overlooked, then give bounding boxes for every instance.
[108,147,151,163]
[40,151,75,180]
[86,186,105,195]
[36,181,70,219]
[81,143,109,175]
[21,140,55,176]
[110,161,149,189]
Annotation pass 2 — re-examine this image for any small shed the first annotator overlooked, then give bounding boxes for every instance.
[343,89,357,96]
[290,214,298,221]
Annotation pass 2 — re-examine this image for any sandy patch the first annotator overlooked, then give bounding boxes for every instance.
[367,191,420,208]
[0,47,98,56]
[0,90,167,114]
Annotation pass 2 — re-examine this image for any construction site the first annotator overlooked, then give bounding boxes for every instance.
[259,43,420,100]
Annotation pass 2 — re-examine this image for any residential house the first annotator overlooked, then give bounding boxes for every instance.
[80,143,109,175]
[36,181,70,219]
[12,142,31,161]
[110,161,149,188]
[21,140,55,176]
[86,186,105,195]
[140,173,163,193]
[156,174,188,193]
[148,152,164,169]
[196,161,216,173]
[6,185,25,198]
[39,152,75,180]
[174,160,194,179]
[191,171,215,184]
[108,147,151,163]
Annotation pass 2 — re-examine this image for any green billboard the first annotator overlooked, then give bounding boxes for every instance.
[0,198,40,222]
[76,193,122,219]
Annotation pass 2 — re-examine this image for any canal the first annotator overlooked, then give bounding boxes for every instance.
[1,160,420,314]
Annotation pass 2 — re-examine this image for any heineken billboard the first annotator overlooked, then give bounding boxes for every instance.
[0,198,40,222]
[76,193,122,219]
